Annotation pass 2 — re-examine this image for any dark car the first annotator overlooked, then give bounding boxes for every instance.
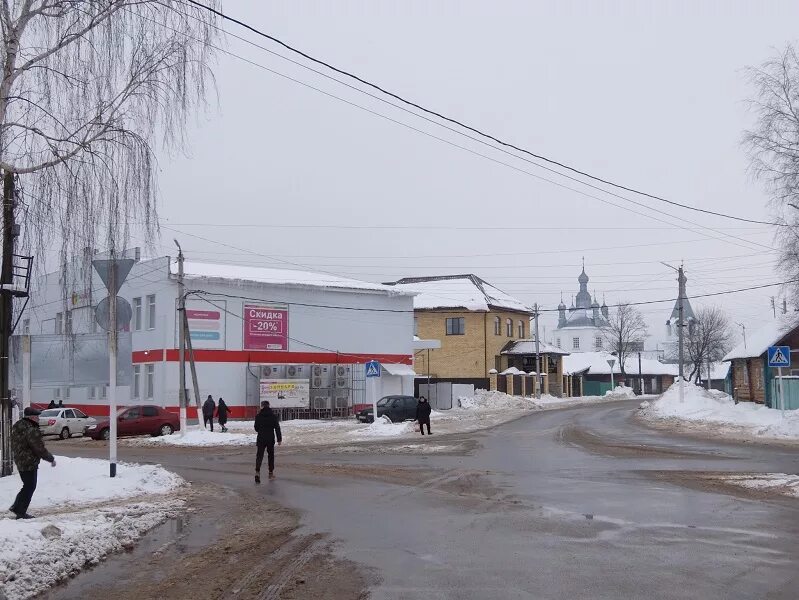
[84,405,180,440]
[356,395,418,423]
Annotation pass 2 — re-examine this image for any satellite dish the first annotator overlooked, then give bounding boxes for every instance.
[95,297,133,332]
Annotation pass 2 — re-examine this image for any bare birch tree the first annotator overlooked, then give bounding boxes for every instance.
[744,44,799,297]
[0,0,219,266]
[686,306,734,383]
[601,302,648,377]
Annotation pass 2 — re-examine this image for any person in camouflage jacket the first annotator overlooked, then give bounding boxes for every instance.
[9,407,55,519]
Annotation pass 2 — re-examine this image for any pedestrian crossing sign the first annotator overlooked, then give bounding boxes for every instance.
[365,360,381,378]
[767,346,791,368]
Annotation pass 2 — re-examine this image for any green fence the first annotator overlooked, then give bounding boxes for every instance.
[769,376,799,410]
[582,380,613,397]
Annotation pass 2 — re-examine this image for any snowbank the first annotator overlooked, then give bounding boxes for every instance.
[1,457,185,600]
[642,382,799,441]
[720,473,799,498]
[605,385,636,399]
[125,390,640,449]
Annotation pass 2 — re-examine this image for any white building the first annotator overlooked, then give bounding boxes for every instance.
[19,252,415,417]
[553,265,610,353]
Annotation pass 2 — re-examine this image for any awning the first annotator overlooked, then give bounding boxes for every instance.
[382,363,417,377]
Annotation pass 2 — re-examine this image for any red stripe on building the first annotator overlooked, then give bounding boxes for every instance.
[132,349,412,365]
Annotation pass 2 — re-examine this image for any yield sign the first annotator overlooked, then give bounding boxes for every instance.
[767,346,791,368]
[92,258,135,296]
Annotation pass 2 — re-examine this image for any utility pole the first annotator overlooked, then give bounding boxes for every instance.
[736,322,747,350]
[0,172,15,477]
[175,240,187,436]
[783,299,788,315]
[677,265,686,404]
[771,297,776,319]
[638,351,643,395]
[534,303,541,399]
[183,308,203,423]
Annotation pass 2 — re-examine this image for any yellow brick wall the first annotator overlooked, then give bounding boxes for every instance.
[414,310,532,378]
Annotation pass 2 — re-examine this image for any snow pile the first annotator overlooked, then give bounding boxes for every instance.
[643,382,799,440]
[456,389,539,411]
[130,425,256,448]
[1,457,185,599]
[720,473,799,498]
[348,416,414,439]
[605,385,636,399]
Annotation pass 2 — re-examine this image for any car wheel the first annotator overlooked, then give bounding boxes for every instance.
[100,428,110,441]
[159,424,174,436]
[382,414,393,424]
[60,427,70,440]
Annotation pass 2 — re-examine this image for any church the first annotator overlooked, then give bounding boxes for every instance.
[553,263,610,353]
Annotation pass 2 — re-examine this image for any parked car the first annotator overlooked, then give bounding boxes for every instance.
[38,408,97,439]
[356,395,418,423]
[84,405,179,440]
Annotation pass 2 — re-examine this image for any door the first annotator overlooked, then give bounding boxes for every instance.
[63,409,78,434]
[118,407,141,436]
[404,397,417,421]
[141,406,160,434]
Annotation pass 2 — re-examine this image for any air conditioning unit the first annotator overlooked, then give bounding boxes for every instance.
[261,364,286,379]
[286,364,308,379]
[335,365,352,378]
[334,365,352,389]
[334,392,350,409]
[312,394,332,410]
[310,365,331,388]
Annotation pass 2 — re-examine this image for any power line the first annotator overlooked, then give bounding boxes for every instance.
[141,8,772,253]
[183,0,787,229]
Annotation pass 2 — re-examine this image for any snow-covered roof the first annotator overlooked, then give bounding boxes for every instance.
[385,274,530,313]
[501,339,570,356]
[723,315,799,361]
[563,351,675,376]
[174,260,412,295]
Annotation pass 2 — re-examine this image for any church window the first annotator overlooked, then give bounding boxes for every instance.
[506,319,513,337]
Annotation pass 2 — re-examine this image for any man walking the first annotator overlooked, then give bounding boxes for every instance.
[202,395,216,431]
[254,400,282,483]
[217,397,230,433]
[416,396,432,435]
[9,407,56,519]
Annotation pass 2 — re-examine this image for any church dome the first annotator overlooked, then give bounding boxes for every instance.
[578,268,589,284]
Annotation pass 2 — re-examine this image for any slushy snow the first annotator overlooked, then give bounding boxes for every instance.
[1,456,185,600]
[642,381,799,441]
[129,390,642,449]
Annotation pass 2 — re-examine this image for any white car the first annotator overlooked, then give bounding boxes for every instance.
[38,408,97,439]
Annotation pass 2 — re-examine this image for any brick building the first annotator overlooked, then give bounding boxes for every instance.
[385,275,533,387]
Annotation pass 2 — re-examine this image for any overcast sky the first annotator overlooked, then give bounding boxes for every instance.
[149,1,799,347]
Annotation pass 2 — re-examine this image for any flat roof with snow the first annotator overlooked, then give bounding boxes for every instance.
[173,260,413,296]
[563,351,675,376]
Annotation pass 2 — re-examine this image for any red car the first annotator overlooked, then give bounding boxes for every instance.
[84,405,180,440]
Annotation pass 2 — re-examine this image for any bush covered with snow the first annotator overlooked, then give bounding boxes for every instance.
[644,381,799,439]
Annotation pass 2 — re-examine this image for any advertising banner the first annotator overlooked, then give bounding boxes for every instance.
[259,379,309,408]
[176,298,226,349]
[243,304,289,351]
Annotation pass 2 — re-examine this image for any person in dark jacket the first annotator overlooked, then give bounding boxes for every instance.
[57,400,64,408]
[47,400,56,409]
[202,395,216,431]
[416,396,432,435]
[253,401,282,483]
[217,398,230,433]
[9,407,56,519]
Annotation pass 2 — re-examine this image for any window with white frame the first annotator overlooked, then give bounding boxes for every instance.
[133,297,142,331]
[88,386,96,400]
[146,295,156,330]
[146,364,155,399]
[413,317,418,337]
[64,310,72,334]
[55,312,63,334]
[506,318,513,337]
[53,387,61,399]
[518,320,525,338]
[742,362,749,386]
[595,337,603,349]
[556,338,561,348]
[494,316,501,336]
[445,317,465,336]
[573,337,580,350]
[64,387,70,399]
[100,386,107,399]
[22,319,30,334]
[133,365,141,399]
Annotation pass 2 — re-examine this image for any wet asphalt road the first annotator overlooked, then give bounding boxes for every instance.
[54,400,799,599]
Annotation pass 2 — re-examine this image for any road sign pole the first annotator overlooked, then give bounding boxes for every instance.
[779,366,786,418]
[109,253,118,478]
